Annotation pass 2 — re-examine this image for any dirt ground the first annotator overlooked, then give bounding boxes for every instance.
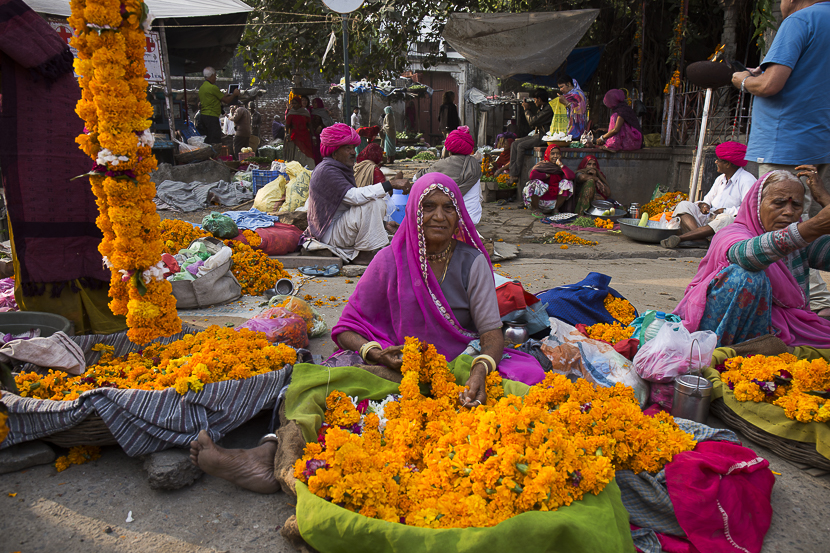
[3,186,830,552]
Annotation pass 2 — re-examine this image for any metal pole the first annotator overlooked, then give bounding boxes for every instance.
[665,85,676,146]
[690,88,712,202]
[157,21,176,138]
[342,14,350,121]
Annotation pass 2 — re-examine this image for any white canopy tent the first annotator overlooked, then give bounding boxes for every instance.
[23,0,252,18]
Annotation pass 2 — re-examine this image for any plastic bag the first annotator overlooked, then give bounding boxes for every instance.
[629,310,683,347]
[187,136,206,147]
[267,295,328,338]
[632,321,717,383]
[202,212,239,239]
[253,176,287,214]
[541,318,650,407]
[652,212,680,230]
[235,316,308,348]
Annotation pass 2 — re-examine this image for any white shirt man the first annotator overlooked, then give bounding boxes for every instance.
[350,109,361,129]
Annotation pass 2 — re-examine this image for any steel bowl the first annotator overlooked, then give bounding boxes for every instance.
[618,218,681,244]
[591,200,615,211]
[503,323,529,345]
[590,208,628,222]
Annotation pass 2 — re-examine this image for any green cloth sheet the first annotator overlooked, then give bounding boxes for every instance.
[285,355,635,553]
[704,346,830,460]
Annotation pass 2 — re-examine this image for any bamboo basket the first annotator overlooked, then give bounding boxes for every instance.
[42,412,117,448]
[711,398,830,471]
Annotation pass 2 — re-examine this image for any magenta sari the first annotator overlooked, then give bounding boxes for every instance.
[674,172,830,346]
[332,173,545,385]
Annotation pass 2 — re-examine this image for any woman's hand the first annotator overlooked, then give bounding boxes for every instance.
[596,179,611,198]
[365,345,405,371]
[460,364,487,408]
[796,165,830,208]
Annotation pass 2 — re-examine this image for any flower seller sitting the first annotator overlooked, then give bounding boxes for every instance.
[674,168,830,347]
[662,141,756,249]
[304,123,411,264]
[414,126,483,224]
[189,172,546,496]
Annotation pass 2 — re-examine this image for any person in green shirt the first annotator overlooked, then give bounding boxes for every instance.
[197,66,239,144]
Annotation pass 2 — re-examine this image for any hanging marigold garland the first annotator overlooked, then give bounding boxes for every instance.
[68,0,181,344]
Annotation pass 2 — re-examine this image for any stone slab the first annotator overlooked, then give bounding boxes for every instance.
[143,448,203,490]
[0,441,56,474]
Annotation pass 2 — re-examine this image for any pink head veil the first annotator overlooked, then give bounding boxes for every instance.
[674,172,830,346]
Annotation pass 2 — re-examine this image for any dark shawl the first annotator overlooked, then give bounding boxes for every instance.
[414,155,481,196]
[305,157,357,238]
[0,0,110,296]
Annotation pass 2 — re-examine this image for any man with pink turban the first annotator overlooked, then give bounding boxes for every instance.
[414,126,483,224]
[662,141,756,248]
[305,123,410,263]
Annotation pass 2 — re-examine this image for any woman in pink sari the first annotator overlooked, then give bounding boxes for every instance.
[674,169,830,346]
[596,89,642,152]
[333,173,546,403]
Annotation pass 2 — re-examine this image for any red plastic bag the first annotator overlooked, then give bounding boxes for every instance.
[235,315,308,348]
[255,223,302,255]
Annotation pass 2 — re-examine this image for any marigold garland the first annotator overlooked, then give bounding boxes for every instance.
[69,0,181,344]
[160,219,210,255]
[294,337,695,528]
[14,326,297,400]
[223,240,289,295]
[603,294,636,326]
[551,231,597,247]
[242,229,263,248]
[55,445,102,472]
[585,322,634,344]
[721,354,830,423]
[641,192,688,218]
[595,218,614,230]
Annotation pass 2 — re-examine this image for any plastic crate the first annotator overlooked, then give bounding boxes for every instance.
[251,169,283,194]
[179,122,200,141]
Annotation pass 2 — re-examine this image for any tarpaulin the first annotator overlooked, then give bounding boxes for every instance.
[442,10,599,78]
[511,45,606,87]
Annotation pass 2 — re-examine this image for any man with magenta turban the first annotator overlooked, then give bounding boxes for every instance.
[414,126,483,224]
[304,124,411,263]
[662,141,756,248]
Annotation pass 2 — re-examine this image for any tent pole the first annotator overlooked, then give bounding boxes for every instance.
[157,21,176,139]
[689,88,712,202]
[342,14,350,121]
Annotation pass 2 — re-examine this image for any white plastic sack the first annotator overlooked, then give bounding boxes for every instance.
[187,136,206,147]
[653,212,680,230]
[540,318,650,407]
[632,321,717,383]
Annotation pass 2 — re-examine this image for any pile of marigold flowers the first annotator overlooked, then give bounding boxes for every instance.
[585,322,634,344]
[594,218,614,230]
[14,326,297,401]
[603,294,636,326]
[720,353,830,423]
[160,219,210,255]
[294,337,695,528]
[551,231,597,247]
[641,192,688,218]
[55,445,101,472]
[241,229,263,247]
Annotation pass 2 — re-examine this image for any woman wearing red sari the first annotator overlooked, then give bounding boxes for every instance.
[284,96,316,168]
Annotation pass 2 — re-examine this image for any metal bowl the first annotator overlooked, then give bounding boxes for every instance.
[618,218,681,244]
[589,208,628,222]
[591,200,615,211]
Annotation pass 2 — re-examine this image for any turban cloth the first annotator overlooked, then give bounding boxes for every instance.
[320,123,361,158]
[445,125,475,155]
[715,141,748,167]
[602,89,626,108]
[357,143,384,165]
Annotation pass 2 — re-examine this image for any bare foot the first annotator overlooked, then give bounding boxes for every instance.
[189,430,280,494]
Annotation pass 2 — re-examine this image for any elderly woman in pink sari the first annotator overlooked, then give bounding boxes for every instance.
[595,89,643,152]
[674,169,830,347]
[333,173,546,404]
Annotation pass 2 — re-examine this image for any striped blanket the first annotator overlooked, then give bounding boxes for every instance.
[0,327,293,456]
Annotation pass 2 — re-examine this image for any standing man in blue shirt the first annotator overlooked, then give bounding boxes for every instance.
[731,0,830,317]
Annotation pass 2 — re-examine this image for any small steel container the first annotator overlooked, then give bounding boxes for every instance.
[503,322,529,345]
[671,375,713,423]
[274,278,294,296]
[629,203,641,219]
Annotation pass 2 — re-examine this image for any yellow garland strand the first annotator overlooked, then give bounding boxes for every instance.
[721,354,830,423]
[552,231,597,247]
[585,322,634,344]
[69,0,181,344]
[294,337,695,528]
[603,295,636,326]
[14,326,297,400]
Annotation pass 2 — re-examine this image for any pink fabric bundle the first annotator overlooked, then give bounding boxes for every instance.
[445,125,475,155]
[319,123,361,158]
[715,141,748,167]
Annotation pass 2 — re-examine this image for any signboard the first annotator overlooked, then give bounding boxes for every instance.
[48,19,165,83]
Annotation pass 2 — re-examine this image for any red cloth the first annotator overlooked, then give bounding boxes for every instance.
[372,167,385,185]
[357,143,383,165]
[665,441,774,553]
[715,141,748,167]
[495,281,540,318]
[286,113,315,159]
[528,165,576,201]
[161,254,180,278]
[445,125,475,155]
[255,223,303,255]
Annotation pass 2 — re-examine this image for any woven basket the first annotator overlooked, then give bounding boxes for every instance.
[42,412,118,448]
[711,398,830,471]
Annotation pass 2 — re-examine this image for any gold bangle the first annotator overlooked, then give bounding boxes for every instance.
[471,354,497,375]
[359,341,382,364]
